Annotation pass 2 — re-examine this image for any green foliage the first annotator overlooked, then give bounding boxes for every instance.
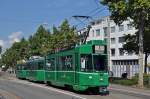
[113,79,137,86]
[1,38,29,68]
[110,77,138,86]
[123,28,150,73]
[123,28,150,54]
[51,19,79,52]
[101,0,150,78]
[135,73,150,85]
[101,0,150,26]
[1,19,79,69]
[111,74,150,86]
[29,25,51,56]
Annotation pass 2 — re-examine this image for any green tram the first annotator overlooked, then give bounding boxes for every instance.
[16,62,27,79]
[45,40,109,93]
[16,40,109,94]
[26,57,45,81]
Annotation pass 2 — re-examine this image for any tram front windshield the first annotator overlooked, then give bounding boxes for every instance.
[80,54,106,72]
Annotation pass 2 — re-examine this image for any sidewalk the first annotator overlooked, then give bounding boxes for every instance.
[0,72,16,81]
[109,84,150,97]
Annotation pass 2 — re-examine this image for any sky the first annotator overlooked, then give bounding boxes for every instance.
[0,0,109,51]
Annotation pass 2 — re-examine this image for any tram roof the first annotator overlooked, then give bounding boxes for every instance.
[26,57,45,63]
[46,40,107,56]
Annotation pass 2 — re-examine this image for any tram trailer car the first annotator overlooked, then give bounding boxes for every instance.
[25,58,45,82]
[45,40,109,94]
[16,63,27,79]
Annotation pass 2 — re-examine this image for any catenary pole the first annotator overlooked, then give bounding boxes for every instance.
[107,17,111,72]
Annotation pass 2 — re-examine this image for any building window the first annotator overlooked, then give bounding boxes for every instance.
[96,29,100,36]
[119,37,125,43]
[119,48,124,56]
[91,22,95,25]
[127,24,133,30]
[111,26,115,33]
[111,49,115,56]
[119,25,124,32]
[103,27,107,36]
[111,38,116,44]
[133,60,138,65]
[128,51,133,55]
[96,20,101,24]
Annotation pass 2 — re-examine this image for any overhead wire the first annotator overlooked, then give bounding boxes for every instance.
[73,7,107,28]
[94,0,101,8]
[67,0,108,29]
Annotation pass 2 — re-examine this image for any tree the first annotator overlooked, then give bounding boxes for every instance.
[101,0,150,87]
[54,19,79,51]
[1,38,29,69]
[123,27,150,73]
[0,19,79,69]
[29,25,51,56]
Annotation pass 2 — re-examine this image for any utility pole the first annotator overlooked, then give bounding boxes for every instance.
[82,25,91,44]
[72,15,92,44]
[107,17,111,72]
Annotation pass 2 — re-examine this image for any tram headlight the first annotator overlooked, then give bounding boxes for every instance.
[100,78,103,81]
[89,76,92,79]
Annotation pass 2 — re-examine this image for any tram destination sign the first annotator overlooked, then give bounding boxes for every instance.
[94,45,105,54]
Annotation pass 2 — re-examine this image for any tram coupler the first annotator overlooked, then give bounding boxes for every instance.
[99,87,109,95]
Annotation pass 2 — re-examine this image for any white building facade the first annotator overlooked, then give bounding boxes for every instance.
[78,16,150,78]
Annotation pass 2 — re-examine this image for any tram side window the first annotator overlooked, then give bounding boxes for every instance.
[93,55,106,71]
[28,62,31,70]
[65,56,73,71]
[22,64,25,70]
[31,62,34,70]
[17,65,21,70]
[61,57,66,70]
[80,54,92,72]
[38,61,44,70]
[46,59,51,70]
[61,55,73,71]
[51,58,55,70]
[32,62,37,70]
[29,62,32,70]
[33,62,37,70]
[56,57,61,71]
[25,64,28,70]
[23,64,27,70]
[46,58,55,71]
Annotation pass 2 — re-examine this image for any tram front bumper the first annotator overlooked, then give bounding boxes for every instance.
[99,87,109,95]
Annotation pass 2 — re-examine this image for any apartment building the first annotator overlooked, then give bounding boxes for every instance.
[78,16,150,78]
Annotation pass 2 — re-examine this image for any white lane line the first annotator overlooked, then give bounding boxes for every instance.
[10,79,86,99]
[109,87,150,97]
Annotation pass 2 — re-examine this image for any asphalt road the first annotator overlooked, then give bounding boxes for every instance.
[0,78,149,99]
